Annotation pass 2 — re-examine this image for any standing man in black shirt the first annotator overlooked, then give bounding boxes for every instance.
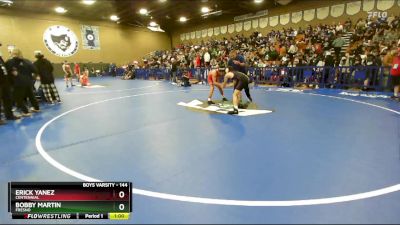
[323,51,335,87]
[170,58,178,83]
[33,51,61,104]
[5,48,40,117]
[227,50,247,74]
[0,42,20,124]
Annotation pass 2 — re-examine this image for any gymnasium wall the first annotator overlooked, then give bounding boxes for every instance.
[0,8,171,66]
[171,0,400,46]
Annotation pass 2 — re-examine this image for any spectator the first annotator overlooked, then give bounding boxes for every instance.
[390,47,400,99]
[5,48,40,117]
[279,44,287,58]
[336,22,344,33]
[323,51,335,87]
[288,41,298,61]
[344,18,352,32]
[203,48,211,68]
[228,50,246,73]
[0,42,20,124]
[332,34,345,59]
[109,63,117,77]
[33,51,61,104]
[131,14,398,91]
[170,58,178,83]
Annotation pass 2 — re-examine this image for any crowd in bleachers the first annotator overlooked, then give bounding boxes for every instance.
[119,14,399,94]
[137,15,399,71]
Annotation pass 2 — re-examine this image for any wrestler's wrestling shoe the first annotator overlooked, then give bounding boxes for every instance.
[238,101,250,109]
[208,100,215,105]
[228,109,239,115]
[222,97,228,101]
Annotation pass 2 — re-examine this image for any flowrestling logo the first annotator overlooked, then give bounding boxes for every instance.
[367,11,388,19]
[43,25,79,57]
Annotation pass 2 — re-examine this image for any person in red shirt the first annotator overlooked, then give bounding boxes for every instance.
[390,47,400,99]
[80,69,89,87]
[195,53,201,82]
[74,62,81,82]
[207,66,227,105]
[314,43,323,55]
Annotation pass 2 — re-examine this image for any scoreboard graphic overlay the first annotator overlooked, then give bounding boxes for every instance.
[8,182,132,220]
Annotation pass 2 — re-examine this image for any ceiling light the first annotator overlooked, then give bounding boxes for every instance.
[254,0,263,3]
[55,7,67,14]
[147,25,165,32]
[110,15,119,21]
[159,0,167,2]
[179,16,187,22]
[201,10,222,18]
[139,8,148,15]
[201,7,209,13]
[149,21,157,27]
[82,0,95,5]
[0,0,13,6]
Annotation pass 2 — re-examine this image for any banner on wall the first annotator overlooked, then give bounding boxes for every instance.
[346,1,361,15]
[252,19,259,29]
[235,22,243,32]
[291,11,302,23]
[207,28,213,37]
[259,17,268,28]
[228,24,235,33]
[330,4,345,17]
[191,31,195,39]
[81,25,100,50]
[317,6,329,20]
[376,0,395,10]
[185,33,190,40]
[279,13,290,25]
[43,25,79,57]
[214,27,220,36]
[202,29,207,38]
[244,21,252,31]
[180,34,185,41]
[363,0,375,11]
[221,25,227,34]
[269,16,279,27]
[303,9,315,21]
[196,30,201,39]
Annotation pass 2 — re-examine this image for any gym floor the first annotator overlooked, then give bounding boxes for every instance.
[1,77,400,224]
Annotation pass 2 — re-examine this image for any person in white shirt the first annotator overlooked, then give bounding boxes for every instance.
[336,22,343,33]
[204,48,211,68]
[288,42,298,60]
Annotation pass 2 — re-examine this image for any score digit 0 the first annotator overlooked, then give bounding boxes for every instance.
[119,191,125,199]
